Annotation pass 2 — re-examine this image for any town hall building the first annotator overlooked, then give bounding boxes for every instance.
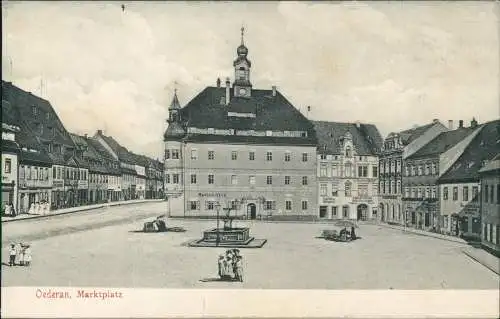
[163,28,318,219]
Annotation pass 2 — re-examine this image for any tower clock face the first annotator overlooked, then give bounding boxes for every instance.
[239,88,247,95]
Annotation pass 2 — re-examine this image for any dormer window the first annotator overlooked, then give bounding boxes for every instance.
[345,146,352,157]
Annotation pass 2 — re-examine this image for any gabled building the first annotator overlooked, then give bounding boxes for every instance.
[378,120,448,224]
[163,28,318,219]
[2,82,54,214]
[402,120,481,231]
[86,138,122,202]
[313,121,383,220]
[479,154,500,255]
[437,119,499,238]
[2,121,21,214]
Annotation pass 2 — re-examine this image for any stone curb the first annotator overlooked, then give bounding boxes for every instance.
[378,224,469,244]
[462,249,500,275]
[1,199,164,223]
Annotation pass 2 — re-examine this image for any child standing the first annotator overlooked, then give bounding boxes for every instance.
[9,244,17,266]
[24,245,32,266]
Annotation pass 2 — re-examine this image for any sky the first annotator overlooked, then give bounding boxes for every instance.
[2,1,499,158]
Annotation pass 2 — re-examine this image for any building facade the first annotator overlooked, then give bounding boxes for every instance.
[437,119,498,238]
[164,29,318,219]
[378,120,448,224]
[403,120,481,231]
[479,154,500,255]
[1,123,20,213]
[313,121,382,220]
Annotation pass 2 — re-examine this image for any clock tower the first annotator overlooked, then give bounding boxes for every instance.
[233,27,252,98]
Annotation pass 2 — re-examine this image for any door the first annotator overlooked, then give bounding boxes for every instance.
[247,203,257,219]
[357,204,368,221]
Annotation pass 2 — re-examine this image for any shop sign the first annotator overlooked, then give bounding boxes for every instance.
[53,180,64,188]
[198,192,226,198]
[322,197,336,203]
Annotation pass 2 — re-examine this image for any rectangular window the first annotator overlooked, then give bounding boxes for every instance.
[171,150,179,159]
[231,151,238,160]
[302,153,308,162]
[342,206,349,218]
[4,158,11,174]
[249,151,255,161]
[208,174,214,185]
[266,152,273,161]
[190,201,199,210]
[172,174,179,184]
[231,175,238,185]
[452,187,458,201]
[302,176,308,185]
[284,152,291,162]
[284,176,291,185]
[249,176,255,185]
[166,174,170,183]
[208,150,215,160]
[332,206,338,216]
[265,200,274,210]
[372,166,378,178]
[320,184,327,196]
[443,187,448,200]
[431,187,437,199]
[164,150,170,159]
[484,185,489,203]
[320,154,327,160]
[206,201,215,210]
[53,167,56,179]
[320,165,327,177]
[190,174,197,184]
[331,165,338,177]
[472,186,479,198]
[190,149,198,160]
[301,200,308,210]
[33,167,38,180]
[285,200,292,211]
[404,187,410,198]
[266,176,273,185]
[319,206,328,218]
[463,186,469,201]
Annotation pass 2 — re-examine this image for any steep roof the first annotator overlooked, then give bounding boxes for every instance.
[2,81,76,166]
[407,127,476,160]
[169,86,317,146]
[399,123,435,145]
[479,153,500,175]
[438,120,500,183]
[312,121,383,156]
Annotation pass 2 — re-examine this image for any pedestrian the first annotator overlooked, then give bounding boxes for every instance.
[9,244,17,266]
[351,226,356,240]
[225,256,235,280]
[218,255,225,279]
[24,245,32,267]
[18,244,26,266]
[4,203,12,216]
[234,256,244,282]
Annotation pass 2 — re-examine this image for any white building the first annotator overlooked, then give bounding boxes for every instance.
[313,121,383,220]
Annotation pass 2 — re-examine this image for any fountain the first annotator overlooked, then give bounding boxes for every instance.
[188,201,267,248]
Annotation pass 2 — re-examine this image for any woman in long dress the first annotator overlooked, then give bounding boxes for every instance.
[234,256,244,282]
[218,255,225,279]
[24,245,32,266]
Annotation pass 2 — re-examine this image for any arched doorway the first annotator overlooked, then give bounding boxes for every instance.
[357,204,368,221]
[247,203,257,220]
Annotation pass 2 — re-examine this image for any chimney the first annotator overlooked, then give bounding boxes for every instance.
[355,121,361,129]
[432,118,439,124]
[216,78,221,88]
[97,129,103,135]
[84,134,88,139]
[459,120,464,128]
[448,120,453,130]
[225,77,230,105]
[272,86,276,97]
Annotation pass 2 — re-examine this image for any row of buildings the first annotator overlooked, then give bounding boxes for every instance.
[1,80,164,215]
[162,29,499,254]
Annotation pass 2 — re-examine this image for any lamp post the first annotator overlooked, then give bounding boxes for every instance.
[215,201,221,247]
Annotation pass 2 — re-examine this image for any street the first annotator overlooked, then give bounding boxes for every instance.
[2,202,498,289]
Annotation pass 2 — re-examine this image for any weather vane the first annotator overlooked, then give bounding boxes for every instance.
[241,25,245,45]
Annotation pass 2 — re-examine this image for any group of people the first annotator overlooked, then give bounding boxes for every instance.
[9,243,32,267]
[3,203,16,217]
[218,249,243,282]
[28,201,50,215]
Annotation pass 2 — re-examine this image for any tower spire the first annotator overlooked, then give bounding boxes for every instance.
[241,25,245,45]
